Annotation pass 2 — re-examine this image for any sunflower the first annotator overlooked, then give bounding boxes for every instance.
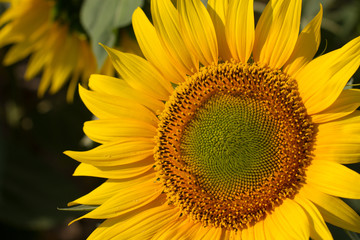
[0,0,100,101]
[65,0,360,239]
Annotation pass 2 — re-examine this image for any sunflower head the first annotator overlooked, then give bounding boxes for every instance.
[66,0,360,239]
[0,0,99,102]
[155,62,316,230]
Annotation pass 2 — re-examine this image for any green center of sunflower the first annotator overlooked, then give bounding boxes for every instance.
[155,62,316,230]
[51,0,85,33]
[181,94,280,198]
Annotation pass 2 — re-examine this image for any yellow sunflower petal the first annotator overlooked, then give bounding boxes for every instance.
[192,224,222,240]
[240,226,254,240]
[206,227,224,240]
[87,200,179,240]
[25,46,48,80]
[89,74,164,114]
[207,0,232,61]
[306,160,360,199]
[73,162,153,179]
[79,86,158,126]
[73,179,162,221]
[253,221,266,240]
[253,0,302,69]
[295,36,360,115]
[263,198,310,240]
[295,195,333,240]
[314,111,360,164]
[155,218,202,239]
[79,38,97,80]
[69,173,156,206]
[50,33,79,94]
[155,218,223,240]
[284,4,323,76]
[264,221,274,240]
[37,67,52,98]
[0,2,49,47]
[0,25,19,47]
[150,219,178,240]
[44,26,69,91]
[0,4,17,26]
[225,0,254,63]
[314,144,360,165]
[300,184,360,233]
[312,89,360,124]
[102,45,173,101]
[132,8,184,84]
[83,118,156,144]
[69,180,121,206]
[178,0,218,66]
[3,41,34,65]
[65,140,154,167]
[24,28,55,80]
[151,0,198,75]
[223,229,239,240]
[66,65,81,103]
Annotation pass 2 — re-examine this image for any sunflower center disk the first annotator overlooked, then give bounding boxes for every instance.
[181,94,280,198]
[155,62,316,230]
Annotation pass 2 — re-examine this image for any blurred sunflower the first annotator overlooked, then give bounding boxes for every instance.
[0,0,107,101]
[66,0,360,239]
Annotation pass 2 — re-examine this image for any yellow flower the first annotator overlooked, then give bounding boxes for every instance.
[66,0,360,239]
[0,0,99,102]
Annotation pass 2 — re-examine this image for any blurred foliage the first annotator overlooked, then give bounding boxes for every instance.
[80,0,144,67]
[0,0,359,239]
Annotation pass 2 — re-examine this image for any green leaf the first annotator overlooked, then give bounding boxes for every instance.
[58,205,98,212]
[80,0,144,68]
[346,230,360,240]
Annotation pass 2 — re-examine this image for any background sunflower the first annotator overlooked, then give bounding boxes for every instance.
[0,0,359,239]
[0,0,143,102]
